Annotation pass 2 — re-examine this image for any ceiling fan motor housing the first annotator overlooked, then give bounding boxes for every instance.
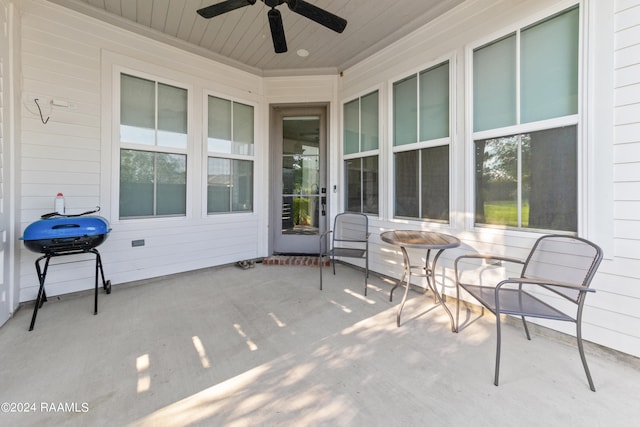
[263,0,285,8]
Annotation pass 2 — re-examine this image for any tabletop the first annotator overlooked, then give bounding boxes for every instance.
[380,230,460,250]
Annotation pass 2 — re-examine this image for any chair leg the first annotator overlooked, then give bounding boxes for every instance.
[364,263,368,297]
[577,321,596,392]
[319,254,323,291]
[521,316,531,340]
[364,253,369,296]
[455,285,461,333]
[494,315,502,386]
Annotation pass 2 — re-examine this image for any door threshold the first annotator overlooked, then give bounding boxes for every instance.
[263,254,329,266]
[273,252,320,257]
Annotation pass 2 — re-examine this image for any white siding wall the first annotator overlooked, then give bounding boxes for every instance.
[610,0,640,353]
[16,1,342,303]
[16,0,333,301]
[12,0,640,358]
[338,0,640,358]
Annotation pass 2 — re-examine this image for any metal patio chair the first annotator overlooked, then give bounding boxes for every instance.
[454,234,603,391]
[319,212,370,295]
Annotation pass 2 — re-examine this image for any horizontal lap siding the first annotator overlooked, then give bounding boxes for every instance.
[15,0,640,360]
[609,0,640,356]
[19,5,104,299]
[18,1,264,301]
[347,0,640,357]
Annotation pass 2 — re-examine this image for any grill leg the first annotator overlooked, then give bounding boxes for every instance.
[29,255,51,331]
[91,249,105,314]
[95,249,111,294]
[28,248,110,330]
[93,249,107,286]
[91,249,111,314]
[94,252,99,315]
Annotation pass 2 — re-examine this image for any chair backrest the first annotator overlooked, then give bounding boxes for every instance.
[333,213,368,244]
[522,234,603,303]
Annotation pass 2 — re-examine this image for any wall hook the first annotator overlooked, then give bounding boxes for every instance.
[34,98,50,124]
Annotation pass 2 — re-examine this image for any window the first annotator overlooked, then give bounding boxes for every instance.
[207,95,254,213]
[472,6,579,232]
[343,90,379,214]
[392,61,450,221]
[395,146,449,221]
[475,127,577,231]
[119,73,187,218]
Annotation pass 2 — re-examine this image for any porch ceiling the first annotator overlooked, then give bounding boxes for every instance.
[47,0,465,76]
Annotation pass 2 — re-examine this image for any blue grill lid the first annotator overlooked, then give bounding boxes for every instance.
[21,216,111,241]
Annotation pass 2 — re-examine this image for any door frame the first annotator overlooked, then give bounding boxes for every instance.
[0,1,16,327]
[268,103,329,255]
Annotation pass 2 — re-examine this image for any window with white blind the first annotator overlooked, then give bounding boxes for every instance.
[207,95,254,213]
[343,90,379,215]
[119,73,188,218]
[392,61,450,222]
[472,5,579,232]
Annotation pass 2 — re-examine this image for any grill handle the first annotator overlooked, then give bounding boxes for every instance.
[52,224,81,229]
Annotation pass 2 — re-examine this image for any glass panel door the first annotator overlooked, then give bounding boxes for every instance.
[272,107,326,254]
[282,116,321,235]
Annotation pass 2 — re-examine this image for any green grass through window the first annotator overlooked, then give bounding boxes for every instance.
[482,201,529,227]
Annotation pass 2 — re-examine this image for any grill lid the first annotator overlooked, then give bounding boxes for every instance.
[21,216,111,241]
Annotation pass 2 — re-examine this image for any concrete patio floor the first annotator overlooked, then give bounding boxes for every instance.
[1,262,639,426]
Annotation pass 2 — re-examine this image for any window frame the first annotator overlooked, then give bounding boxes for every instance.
[115,67,192,221]
[389,57,454,224]
[342,87,382,216]
[203,90,257,216]
[466,3,583,235]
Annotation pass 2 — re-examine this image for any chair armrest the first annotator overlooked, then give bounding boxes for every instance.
[454,254,524,284]
[455,254,525,266]
[320,230,332,238]
[498,277,596,293]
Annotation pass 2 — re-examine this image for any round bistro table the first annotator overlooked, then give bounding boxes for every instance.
[380,230,460,331]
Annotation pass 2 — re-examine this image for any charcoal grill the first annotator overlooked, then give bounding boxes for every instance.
[21,215,112,331]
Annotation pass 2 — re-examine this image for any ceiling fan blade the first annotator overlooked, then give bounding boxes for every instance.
[286,0,347,33]
[197,0,257,19]
[268,9,288,53]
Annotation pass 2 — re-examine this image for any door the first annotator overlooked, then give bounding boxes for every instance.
[271,106,327,254]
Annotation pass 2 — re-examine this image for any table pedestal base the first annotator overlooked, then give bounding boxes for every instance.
[389,247,456,331]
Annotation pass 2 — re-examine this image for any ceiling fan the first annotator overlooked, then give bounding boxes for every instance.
[197,0,348,54]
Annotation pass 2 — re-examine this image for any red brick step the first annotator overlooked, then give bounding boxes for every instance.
[262,255,330,267]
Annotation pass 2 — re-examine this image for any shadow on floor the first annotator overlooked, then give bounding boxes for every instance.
[1,263,639,426]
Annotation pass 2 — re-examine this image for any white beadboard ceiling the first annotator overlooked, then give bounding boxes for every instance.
[47,0,465,76]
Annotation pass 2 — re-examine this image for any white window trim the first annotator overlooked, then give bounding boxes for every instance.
[464,1,585,237]
[583,0,614,257]
[340,84,384,218]
[472,115,579,141]
[202,89,258,217]
[387,54,456,227]
[107,61,195,224]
